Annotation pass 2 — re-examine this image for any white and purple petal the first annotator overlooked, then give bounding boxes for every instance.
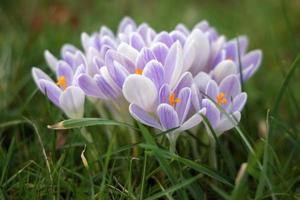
[179,108,206,131]
[186,29,210,75]
[205,80,219,99]
[157,103,179,130]
[118,17,136,34]
[231,92,247,112]
[143,60,165,90]
[194,72,211,94]
[44,50,58,72]
[32,67,52,91]
[56,61,73,87]
[215,111,241,134]
[173,72,193,95]
[59,86,85,119]
[153,32,173,47]
[130,33,146,51]
[122,74,157,112]
[150,42,169,65]
[39,79,62,107]
[164,41,183,87]
[219,75,241,99]
[117,42,139,63]
[78,74,105,98]
[175,87,191,124]
[159,84,171,104]
[211,60,237,83]
[202,99,220,128]
[136,48,156,70]
[129,104,161,129]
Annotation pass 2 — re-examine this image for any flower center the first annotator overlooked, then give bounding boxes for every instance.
[169,92,181,107]
[57,76,67,90]
[216,92,227,105]
[135,68,143,75]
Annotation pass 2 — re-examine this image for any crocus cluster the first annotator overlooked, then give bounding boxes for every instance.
[32,17,261,145]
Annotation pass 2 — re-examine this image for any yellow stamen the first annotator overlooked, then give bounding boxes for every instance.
[135,68,143,75]
[169,92,181,107]
[57,76,67,90]
[216,92,227,105]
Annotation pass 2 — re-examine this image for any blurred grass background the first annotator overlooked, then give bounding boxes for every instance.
[1,0,300,199]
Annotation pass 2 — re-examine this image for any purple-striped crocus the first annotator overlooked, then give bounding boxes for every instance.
[124,72,206,145]
[122,42,206,146]
[193,71,247,134]
[176,20,262,81]
[77,17,154,101]
[213,36,262,81]
[32,46,86,118]
[32,17,262,146]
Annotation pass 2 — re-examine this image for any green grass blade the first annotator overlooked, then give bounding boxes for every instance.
[145,174,202,200]
[272,54,300,116]
[202,115,236,178]
[140,144,233,187]
[137,123,177,185]
[1,136,15,185]
[139,152,148,200]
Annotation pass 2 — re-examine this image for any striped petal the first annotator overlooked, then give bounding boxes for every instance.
[164,41,183,87]
[202,99,220,128]
[194,72,211,94]
[151,42,169,65]
[56,61,73,87]
[143,60,165,90]
[44,50,58,72]
[157,103,179,130]
[59,86,85,119]
[231,92,247,112]
[211,60,237,83]
[78,74,105,98]
[32,67,52,91]
[159,84,171,104]
[130,33,146,51]
[122,74,157,112]
[129,104,161,129]
[175,87,191,124]
[39,79,62,107]
[206,80,219,100]
[136,48,156,70]
[219,75,241,99]
[179,108,206,131]
[153,32,173,47]
[117,42,139,63]
[215,111,241,134]
[186,29,210,74]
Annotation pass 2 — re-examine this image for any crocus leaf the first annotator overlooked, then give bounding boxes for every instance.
[48,118,137,130]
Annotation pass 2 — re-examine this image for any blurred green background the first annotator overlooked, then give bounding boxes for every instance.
[1,0,300,199]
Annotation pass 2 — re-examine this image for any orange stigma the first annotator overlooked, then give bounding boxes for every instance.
[57,76,67,90]
[135,68,143,75]
[216,92,227,105]
[169,92,181,107]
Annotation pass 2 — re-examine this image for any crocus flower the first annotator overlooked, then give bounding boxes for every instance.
[213,36,262,81]
[77,17,157,101]
[32,16,261,149]
[122,42,206,146]
[32,46,86,118]
[123,72,206,145]
[193,72,247,134]
[176,20,262,80]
